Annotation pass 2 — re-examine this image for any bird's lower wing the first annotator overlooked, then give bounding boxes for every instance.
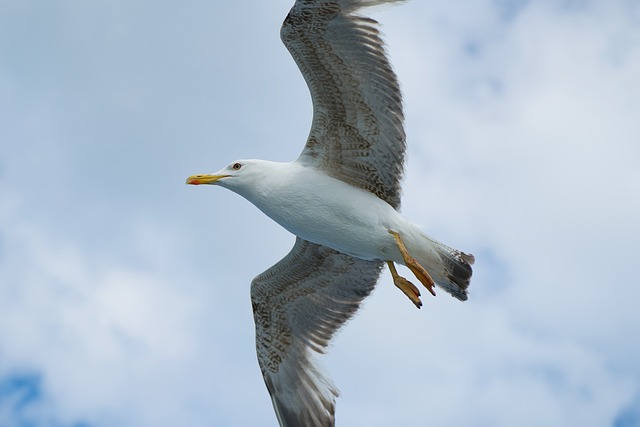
[251,238,383,427]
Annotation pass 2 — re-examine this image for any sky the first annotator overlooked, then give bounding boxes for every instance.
[1,0,639,426]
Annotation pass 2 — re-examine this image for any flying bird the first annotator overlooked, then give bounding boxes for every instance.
[187,0,474,425]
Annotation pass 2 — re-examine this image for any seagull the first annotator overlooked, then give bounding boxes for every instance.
[187,0,474,425]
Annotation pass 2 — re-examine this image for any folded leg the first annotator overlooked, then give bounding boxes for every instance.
[386,261,422,308]
[388,230,437,297]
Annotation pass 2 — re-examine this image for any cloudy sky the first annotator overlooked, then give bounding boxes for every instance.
[1,0,639,426]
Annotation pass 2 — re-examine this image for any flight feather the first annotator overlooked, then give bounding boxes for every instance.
[282,0,406,208]
[251,238,383,427]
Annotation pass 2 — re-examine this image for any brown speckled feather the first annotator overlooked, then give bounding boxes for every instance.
[283,0,406,208]
[252,238,383,427]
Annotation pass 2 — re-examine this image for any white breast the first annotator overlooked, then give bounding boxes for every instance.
[240,162,405,261]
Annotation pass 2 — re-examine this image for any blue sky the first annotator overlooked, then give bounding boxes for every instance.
[1,0,639,426]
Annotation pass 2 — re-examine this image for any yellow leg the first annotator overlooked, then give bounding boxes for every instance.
[387,261,422,309]
[388,230,437,297]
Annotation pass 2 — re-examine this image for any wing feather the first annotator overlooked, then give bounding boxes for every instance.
[249,3,407,425]
[251,238,383,427]
[282,0,406,208]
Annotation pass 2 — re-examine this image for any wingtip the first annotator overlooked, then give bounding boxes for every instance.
[462,252,475,265]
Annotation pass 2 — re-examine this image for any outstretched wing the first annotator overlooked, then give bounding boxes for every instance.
[282,0,406,208]
[251,238,383,427]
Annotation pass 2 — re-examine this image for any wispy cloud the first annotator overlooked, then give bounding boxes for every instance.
[1,0,639,426]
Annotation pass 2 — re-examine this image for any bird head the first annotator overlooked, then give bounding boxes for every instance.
[185,160,250,188]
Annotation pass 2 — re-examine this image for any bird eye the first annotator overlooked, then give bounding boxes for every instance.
[232,162,242,171]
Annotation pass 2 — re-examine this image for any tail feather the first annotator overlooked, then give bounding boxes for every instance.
[413,234,474,301]
[435,243,474,301]
[398,226,474,301]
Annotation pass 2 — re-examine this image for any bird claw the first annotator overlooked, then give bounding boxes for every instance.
[387,261,422,308]
[406,256,437,297]
[393,276,422,309]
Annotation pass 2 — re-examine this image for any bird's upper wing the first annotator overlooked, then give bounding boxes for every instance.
[251,238,383,427]
[282,0,406,208]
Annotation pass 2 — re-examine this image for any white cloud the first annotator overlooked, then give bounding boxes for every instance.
[0,191,261,426]
[1,0,639,426]
[331,1,640,426]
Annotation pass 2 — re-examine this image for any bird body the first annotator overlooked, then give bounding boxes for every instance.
[217,159,406,262]
[208,159,471,298]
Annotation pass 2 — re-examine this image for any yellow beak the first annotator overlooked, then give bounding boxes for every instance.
[185,174,229,185]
